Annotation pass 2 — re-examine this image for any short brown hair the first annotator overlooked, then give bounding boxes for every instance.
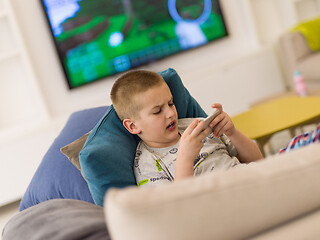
[110,70,165,120]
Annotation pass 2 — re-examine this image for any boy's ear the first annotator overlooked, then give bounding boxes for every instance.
[123,119,141,135]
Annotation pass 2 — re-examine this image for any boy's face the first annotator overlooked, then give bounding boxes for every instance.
[132,82,179,148]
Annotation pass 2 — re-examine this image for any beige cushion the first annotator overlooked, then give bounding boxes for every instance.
[60,131,91,171]
[104,144,320,240]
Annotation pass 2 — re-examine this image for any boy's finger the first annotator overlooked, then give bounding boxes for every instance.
[209,113,224,128]
[213,118,228,137]
[199,127,211,139]
[193,121,211,139]
[191,120,205,136]
[184,119,199,135]
[211,103,222,111]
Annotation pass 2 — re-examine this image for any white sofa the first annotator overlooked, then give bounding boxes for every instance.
[105,143,320,240]
[3,130,320,240]
[3,105,320,240]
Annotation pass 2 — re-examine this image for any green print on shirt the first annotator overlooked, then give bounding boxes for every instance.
[196,153,210,168]
[138,179,149,186]
[156,160,163,171]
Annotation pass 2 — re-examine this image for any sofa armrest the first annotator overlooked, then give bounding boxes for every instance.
[278,32,312,89]
[280,32,312,61]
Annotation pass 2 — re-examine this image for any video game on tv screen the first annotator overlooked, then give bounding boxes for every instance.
[40,0,228,89]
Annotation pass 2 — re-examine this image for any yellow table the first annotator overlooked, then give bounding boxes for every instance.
[231,96,320,156]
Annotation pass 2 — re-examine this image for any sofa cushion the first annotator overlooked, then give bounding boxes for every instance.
[79,68,207,206]
[104,144,320,240]
[292,17,320,51]
[19,106,108,211]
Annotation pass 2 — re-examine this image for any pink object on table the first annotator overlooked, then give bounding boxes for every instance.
[293,70,308,97]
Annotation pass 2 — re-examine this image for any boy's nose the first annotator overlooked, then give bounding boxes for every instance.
[166,106,175,118]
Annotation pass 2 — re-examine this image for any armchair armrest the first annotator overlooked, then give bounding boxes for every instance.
[278,32,313,89]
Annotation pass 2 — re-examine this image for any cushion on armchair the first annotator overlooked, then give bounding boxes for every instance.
[80,68,207,206]
[19,106,108,211]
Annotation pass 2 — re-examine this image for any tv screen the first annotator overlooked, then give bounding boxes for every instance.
[40,0,228,89]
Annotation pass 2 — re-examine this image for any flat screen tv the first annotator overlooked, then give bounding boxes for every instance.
[40,0,228,89]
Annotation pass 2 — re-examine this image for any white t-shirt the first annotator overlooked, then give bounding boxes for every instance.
[133,118,241,187]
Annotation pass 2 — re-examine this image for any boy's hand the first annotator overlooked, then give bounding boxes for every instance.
[178,119,211,164]
[209,103,263,162]
[209,103,235,138]
[175,119,211,180]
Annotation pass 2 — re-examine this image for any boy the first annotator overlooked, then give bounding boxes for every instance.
[110,70,263,186]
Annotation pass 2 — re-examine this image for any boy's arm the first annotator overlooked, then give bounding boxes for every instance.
[226,128,263,163]
[209,103,263,163]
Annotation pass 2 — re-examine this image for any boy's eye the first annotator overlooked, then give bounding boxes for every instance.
[153,109,161,114]
[169,102,174,107]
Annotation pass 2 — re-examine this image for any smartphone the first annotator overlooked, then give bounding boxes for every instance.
[202,108,221,130]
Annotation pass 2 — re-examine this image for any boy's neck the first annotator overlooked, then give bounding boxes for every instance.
[141,134,181,149]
